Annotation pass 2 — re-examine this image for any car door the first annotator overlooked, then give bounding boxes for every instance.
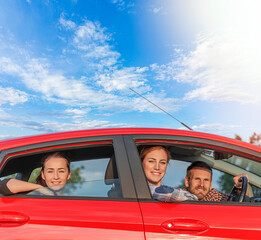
[0,135,144,240]
[124,134,261,240]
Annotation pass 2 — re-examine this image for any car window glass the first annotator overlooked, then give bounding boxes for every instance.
[163,159,231,193]
[222,155,261,177]
[0,173,19,181]
[0,143,122,199]
[137,143,261,200]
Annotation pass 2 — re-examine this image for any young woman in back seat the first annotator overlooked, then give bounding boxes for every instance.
[0,152,71,195]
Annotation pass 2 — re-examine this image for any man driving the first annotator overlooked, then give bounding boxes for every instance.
[185,161,248,201]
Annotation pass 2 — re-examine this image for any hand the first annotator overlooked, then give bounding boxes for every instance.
[233,174,249,188]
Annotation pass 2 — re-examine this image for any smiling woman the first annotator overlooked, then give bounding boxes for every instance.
[0,152,71,195]
[140,146,198,201]
[36,152,71,189]
[0,141,122,198]
[140,146,170,186]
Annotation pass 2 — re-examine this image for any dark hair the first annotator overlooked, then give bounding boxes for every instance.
[35,152,71,187]
[186,161,212,180]
[140,146,171,162]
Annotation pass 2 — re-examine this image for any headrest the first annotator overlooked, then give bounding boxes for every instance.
[104,155,118,185]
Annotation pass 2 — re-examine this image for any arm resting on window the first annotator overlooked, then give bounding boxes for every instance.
[0,178,42,195]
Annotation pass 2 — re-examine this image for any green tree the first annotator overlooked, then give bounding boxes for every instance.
[177,178,186,189]
[68,165,85,183]
[217,173,234,194]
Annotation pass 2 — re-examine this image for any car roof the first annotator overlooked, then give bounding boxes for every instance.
[0,127,260,153]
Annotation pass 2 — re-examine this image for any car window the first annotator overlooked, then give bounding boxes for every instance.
[163,159,226,192]
[137,143,261,201]
[0,143,122,198]
[0,173,19,181]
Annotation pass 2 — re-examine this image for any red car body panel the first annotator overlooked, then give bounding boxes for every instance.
[0,128,261,239]
[0,128,260,152]
[140,202,261,239]
[0,198,144,240]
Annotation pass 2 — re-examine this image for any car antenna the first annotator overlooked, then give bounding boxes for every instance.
[129,88,193,131]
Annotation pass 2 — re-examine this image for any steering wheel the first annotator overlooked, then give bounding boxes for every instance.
[227,176,248,202]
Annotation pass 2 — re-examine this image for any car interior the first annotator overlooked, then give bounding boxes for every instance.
[1,141,261,201]
[0,144,122,198]
[137,142,261,201]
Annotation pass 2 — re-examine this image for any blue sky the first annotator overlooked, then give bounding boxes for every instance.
[0,0,260,141]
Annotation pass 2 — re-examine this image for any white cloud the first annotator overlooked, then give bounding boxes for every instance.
[110,0,134,12]
[149,1,261,104]
[83,45,120,67]
[0,87,28,106]
[59,17,121,69]
[40,119,130,132]
[0,57,23,74]
[0,109,14,122]
[0,109,44,135]
[0,57,161,113]
[131,91,181,113]
[96,67,149,92]
[150,61,180,81]
[59,15,76,30]
[178,31,261,103]
[0,134,10,140]
[0,107,131,135]
[0,57,114,106]
[20,58,119,106]
[191,123,229,131]
[0,57,29,106]
[74,21,110,45]
[0,16,179,117]
[152,30,261,104]
[64,108,91,118]
[0,53,181,115]
[179,123,242,135]
[64,108,90,115]
[152,7,162,14]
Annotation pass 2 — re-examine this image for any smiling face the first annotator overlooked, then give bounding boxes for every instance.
[41,156,71,190]
[185,168,212,200]
[142,148,168,187]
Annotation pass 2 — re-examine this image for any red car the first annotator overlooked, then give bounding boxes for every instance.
[0,128,261,239]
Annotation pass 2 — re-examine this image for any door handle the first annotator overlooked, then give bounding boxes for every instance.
[162,219,209,234]
[0,211,30,227]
